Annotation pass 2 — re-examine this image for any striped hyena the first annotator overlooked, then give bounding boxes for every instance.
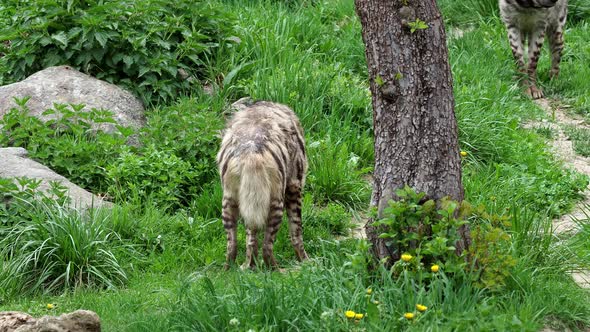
[217,98,308,270]
[499,0,568,99]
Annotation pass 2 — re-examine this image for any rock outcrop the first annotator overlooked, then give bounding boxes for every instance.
[0,310,101,332]
[0,65,145,132]
[0,147,111,210]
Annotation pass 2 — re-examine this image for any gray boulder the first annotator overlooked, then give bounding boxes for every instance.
[0,65,145,132]
[0,310,100,332]
[0,147,111,209]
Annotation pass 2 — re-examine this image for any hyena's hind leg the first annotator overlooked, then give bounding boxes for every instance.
[507,28,526,73]
[262,199,285,269]
[524,27,547,99]
[547,25,565,79]
[241,228,258,270]
[286,183,308,262]
[222,195,239,270]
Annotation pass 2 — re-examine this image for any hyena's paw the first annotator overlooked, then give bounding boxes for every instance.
[297,249,309,262]
[525,85,544,99]
[549,68,560,80]
[240,261,257,271]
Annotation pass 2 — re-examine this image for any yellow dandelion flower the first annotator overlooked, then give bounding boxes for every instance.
[355,313,364,320]
[431,264,440,273]
[401,254,412,262]
[404,312,414,320]
[416,304,427,312]
[366,288,372,295]
[460,151,468,157]
[345,310,356,319]
[46,304,54,309]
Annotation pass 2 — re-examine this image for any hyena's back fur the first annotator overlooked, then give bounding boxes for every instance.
[499,0,568,99]
[217,99,308,269]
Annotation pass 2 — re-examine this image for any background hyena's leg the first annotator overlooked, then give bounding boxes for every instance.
[222,196,239,270]
[547,26,565,79]
[525,28,546,99]
[242,228,258,270]
[262,200,284,269]
[285,184,308,261]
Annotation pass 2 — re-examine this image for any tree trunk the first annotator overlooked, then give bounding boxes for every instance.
[355,0,471,264]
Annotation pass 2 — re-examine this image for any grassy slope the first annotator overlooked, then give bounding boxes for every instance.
[2,0,590,331]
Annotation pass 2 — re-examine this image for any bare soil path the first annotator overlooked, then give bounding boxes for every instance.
[532,98,590,289]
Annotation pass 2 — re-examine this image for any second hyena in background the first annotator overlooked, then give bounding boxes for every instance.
[499,0,568,99]
[217,98,308,270]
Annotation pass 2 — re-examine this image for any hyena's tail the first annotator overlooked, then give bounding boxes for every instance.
[237,153,274,230]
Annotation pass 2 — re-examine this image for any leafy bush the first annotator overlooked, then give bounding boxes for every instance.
[467,210,516,289]
[0,98,130,193]
[0,177,128,295]
[0,177,70,227]
[375,186,469,275]
[304,201,352,236]
[0,0,235,105]
[107,146,196,210]
[375,186,516,289]
[139,97,223,187]
[110,96,225,210]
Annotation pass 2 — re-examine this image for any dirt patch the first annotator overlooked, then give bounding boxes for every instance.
[532,98,590,289]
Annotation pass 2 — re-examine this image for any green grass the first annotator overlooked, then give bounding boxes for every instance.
[563,125,590,157]
[535,125,557,140]
[543,21,590,120]
[1,0,590,331]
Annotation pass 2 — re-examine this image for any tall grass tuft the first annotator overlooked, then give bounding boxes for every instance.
[437,0,499,25]
[0,199,128,296]
[306,136,371,209]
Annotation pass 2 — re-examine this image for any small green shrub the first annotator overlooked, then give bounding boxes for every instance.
[107,146,195,211]
[305,202,352,236]
[0,178,128,295]
[0,98,130,193]
[374,186,469,276]
[467,210,516,289]
[374,186,515,289]
[1,177,70,227]
[0,0,235,105]
[106,97,224,210]
[139,97,223,188]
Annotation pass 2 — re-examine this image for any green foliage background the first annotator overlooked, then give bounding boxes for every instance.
[0,0,589,330]
[0,0,235,105]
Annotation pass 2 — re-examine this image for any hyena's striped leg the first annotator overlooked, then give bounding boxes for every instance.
[547,26,565,79]
[525,28,546,99]
[262,199,284,269]
[241,228,258,270]
[286,184,308,261]
[507,27,526,74]
[222,196,239,270]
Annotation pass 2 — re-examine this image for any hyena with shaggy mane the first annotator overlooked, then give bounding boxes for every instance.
[499,0,567,99]
[217,99,309,269]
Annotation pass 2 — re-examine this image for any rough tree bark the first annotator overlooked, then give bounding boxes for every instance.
[355,0,471,264]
